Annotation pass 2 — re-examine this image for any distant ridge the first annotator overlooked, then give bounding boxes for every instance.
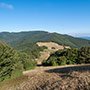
[0,31,90,54]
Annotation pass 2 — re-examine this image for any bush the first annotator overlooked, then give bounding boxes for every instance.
[57,56,66,65]
[51,60,58,66]
[51,47,56,49]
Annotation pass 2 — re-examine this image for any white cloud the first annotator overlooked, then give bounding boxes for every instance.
[0,3,14,9]
[69,33,90,37]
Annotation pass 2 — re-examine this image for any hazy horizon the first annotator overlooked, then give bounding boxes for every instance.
[0,30,90,37]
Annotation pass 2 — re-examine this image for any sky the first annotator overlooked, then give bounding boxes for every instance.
[0,0,90,36]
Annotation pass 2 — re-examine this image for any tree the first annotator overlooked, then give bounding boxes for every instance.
[0,41,37,82]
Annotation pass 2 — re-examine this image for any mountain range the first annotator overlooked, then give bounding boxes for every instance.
[0,31,90,55]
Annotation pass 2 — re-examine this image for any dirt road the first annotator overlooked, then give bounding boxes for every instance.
[2,64,90,90]
[22,64,90,90]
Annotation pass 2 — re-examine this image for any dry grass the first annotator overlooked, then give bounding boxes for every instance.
[36,42,67,64]
[37,42,64,50]
[36,42,70,65]
[1,65,90,90]
[0,75,28,90]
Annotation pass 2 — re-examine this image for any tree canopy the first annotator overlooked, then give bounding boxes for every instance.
[42,47,90,66]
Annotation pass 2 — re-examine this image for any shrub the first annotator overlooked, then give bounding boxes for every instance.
[51,47,56,49]
[51,60,58,66]
[57,56,66,65]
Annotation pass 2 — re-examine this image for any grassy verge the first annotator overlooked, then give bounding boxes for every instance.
[0,75,28,90]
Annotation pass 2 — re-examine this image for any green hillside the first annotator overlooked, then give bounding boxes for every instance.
[0,31,90,56]
[0,41,37,82]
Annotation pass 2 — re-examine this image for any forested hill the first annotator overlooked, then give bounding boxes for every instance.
[0,31,90,49]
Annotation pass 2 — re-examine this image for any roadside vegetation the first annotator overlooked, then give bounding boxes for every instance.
[42,47,90,66]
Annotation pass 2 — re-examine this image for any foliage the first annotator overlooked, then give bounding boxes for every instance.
[78,47,90,64]
[0,41,37,82]
[42,47,90,66]
[57,56,67,65]
[51,47,56,49]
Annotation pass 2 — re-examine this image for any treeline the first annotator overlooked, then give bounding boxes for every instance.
[42,47,90,66]
[0,41,37,82]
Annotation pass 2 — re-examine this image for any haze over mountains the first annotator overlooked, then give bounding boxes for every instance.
[77,37,90,40]
[71,33,90,40]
